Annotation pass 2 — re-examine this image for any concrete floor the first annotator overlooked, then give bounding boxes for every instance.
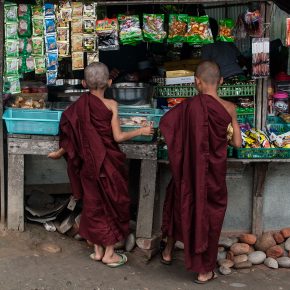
[0,224,289,290]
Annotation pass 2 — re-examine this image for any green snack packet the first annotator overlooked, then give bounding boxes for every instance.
[4,2,18,23]
[19,38,33,55]
[32,37,44,55]
[118,14,143,46]
[34,56,46,74]
[18,4,31,18]
[143,14,166,43]
[186,15,213,44]
[3,75,21,94]
[19,55,35,73]
[32,6,43,17]
[6,39,19,57]
[5,22,18,39]
[217,18,235,42]
[32,17,44,36]
[168,14,188,43]
[18,17,32,38]
[5,57,19,75]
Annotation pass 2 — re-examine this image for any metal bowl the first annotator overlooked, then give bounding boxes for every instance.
[106,82,154,105]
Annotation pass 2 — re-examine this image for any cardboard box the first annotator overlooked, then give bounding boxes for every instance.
[165,76,195,85]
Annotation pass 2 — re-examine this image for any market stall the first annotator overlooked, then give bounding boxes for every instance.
[1,1,290,253]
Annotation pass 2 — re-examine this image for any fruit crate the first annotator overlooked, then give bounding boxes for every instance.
[235,148,290,159]
[3,108,62,135]
[154,82,256,98]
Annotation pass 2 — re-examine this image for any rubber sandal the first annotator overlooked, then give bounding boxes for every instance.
[194,271,218,284]
[159,241,172,265]
[89,253,102,261]
[104,253,128,268]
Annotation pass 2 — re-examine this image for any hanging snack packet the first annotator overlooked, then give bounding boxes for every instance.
[83,19,96,34]
[5,57,19,75]
[3,76,21,94]
[87,52,99,65]
[45,18,56,34]
[217,18,235,42]
[143,14,166,43]
[61,7,72,21]
[118,15,143,45]
[47,70,58,85]
[72,2,83,18]
[83,3,96,18]
[168,14,188,43]
[57,41,70,57]
[57,27,69,42]
[47,52,58,70]
[83,35,96,52]
[32,36,44,55]
[18,4,31,18]
[6,39,19,57]
[19,38,32,54]
[19,55,35,73]
[4,3,18,22]
[5,22,18,39]
[72,52,84,70]
[32,17,44,36]
[45,34,57,51]
[72,34,83,52]
[186,15,213,44]
[44,3,55,17]
[32,6,43,17]
[96,18,119,51]
[18,18,32,38]
[71,18,83,34]
[34,56,46,74]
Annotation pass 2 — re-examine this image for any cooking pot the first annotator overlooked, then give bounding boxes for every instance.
[106,82,154,105]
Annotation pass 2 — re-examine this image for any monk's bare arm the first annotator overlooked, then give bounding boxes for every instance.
[48,147,66,159]
[228,104,242,148]
[110,101,154,143]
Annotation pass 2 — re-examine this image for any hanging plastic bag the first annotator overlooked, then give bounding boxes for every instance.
[118,15,143,46]
[143,14,166,43]
[96,18,119,51]
[168,14,188,43]
[186,15,213,44]
[217,18,235,42]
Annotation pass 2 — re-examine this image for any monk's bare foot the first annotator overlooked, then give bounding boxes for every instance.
[197,271,216,283]
[102,252,123,264]
[162,246,173,262]
[93,244,104,260]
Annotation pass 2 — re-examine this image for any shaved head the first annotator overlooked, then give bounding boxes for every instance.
[84,62,109,89]
[195,60,221,85]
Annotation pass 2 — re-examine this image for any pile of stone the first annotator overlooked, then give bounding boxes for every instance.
[218,227,290,275]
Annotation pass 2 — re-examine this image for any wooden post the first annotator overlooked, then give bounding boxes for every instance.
[7,154,24,231]
[252,162,269,236]
[136,159,157,238]
[0,0,6,225]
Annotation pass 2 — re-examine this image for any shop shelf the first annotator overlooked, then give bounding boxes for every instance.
[3,108,62,135]
[235,148,290,159]
[154,82,256,98]
[119,107,164,128]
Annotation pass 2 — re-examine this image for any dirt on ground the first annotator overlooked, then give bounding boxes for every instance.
[0,223,289,290]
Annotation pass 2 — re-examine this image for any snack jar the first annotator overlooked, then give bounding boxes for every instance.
[273,92,289,114]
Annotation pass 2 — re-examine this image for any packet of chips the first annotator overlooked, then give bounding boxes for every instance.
[71,18,83,34]
[83,18,96,34]
[57,41,70,57]
[217,18,235,42]
[83,35,97,52]
[4,3,18,23]
[72,2,83,18]
[19,38,33,54]
[83,3,96,18]
[168,14,188,43]
[45,17,56,34]
[46,70,58,85]
[47,52,58,70]
[18,18,32,38]
[32,17,44,36]
[71,34,83,52]
[186,15,213,44]
[87,52,99,65]
[118,14,143,45]
[19,55,35,73]
[143,14,166,43]
[5,22,18,39]
[32,6,43,18]
[3,76,21,94]
[32,36,44,55]
[6,39,19,57]
[72,52,84,70]
[96,18,119,51]
[45,34,57,51]
[5,57,19,75]
[44,3,55,17]
[34,56,46,74]
[18,4,31,18]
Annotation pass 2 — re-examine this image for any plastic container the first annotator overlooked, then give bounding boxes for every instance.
[273,92,289,114]
[235,148,290,159]
[3,108,62,135]
[121,125,155,142]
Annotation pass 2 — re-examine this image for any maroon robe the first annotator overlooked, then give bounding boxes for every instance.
[59,92,130,246]
[160,94,231,273]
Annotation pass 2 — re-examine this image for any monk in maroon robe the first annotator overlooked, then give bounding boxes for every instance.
[160,61,242,283]
[48,62,153,267]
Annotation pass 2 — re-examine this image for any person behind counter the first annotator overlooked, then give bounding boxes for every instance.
[201,18,245,79]
[48,62,153,267]
[159,61,242,284]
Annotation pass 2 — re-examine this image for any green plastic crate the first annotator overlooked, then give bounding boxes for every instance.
[235,148,290,159]
[158,147,168,160]
[227,146,234,157]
